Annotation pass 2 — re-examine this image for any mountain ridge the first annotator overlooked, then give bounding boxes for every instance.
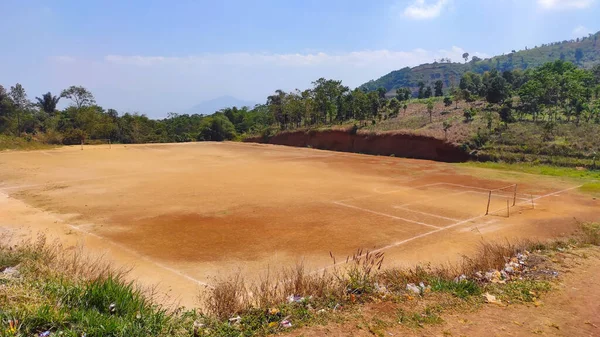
[360,30,600,94]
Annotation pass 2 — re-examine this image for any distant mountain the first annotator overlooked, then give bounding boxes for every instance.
[360,30,600,95]
[185,96,258,115]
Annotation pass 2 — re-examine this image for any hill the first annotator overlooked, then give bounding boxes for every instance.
[185,96,258,115]
[360,30,600,94]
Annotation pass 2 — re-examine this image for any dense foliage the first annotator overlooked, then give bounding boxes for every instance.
[1,57,599,151]
[360,31,600,94]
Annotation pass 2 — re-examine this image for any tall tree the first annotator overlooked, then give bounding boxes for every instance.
[9,83,29,135]
[61,86,96,109]
[462,52,470,63]
[417,81,425,99]
[424,86,433,99]
[434,80,444,97]
[35,92,61,115]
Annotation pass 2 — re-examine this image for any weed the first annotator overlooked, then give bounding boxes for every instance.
[429,279,481,299]
[580,223,600,246]
[397,306,443,328]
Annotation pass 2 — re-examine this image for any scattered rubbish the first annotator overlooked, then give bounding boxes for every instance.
[39,331,51,337]
[268,322,278,328]
[333,303,342,311]
[135,311,141,320]
[454,274,467,283]
[228,316,241,325]
[483,293,503,306]
[7,320,18,334]
[109,303,116,314]
[287,295,304,303]
[406,283,421,294]
[268,308,280,315]
[280,320,292,328]
[317,309,327,314]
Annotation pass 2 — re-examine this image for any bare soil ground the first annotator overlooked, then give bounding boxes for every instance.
[280,247,600,337]
[0,142,597,307]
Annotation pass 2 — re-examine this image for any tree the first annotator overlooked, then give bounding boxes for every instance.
[483,70,511,104]
[443,96,453,107]
[442,120,452,140]
[575,48,584,65]
[403,104,408,115]
[426,99,434,123]
[462,52,470,63]
[35,92,61,115]
[471,56,482,62]
[396,88,411,101]
[61,86,96,109]
[267,90,287,128]
[197,115,236,141]
[424,86,433,99]
[9,83,30,135]
[389,98,401,117]
[417,82,426,99]
[434,80,444,97]
[463,108,476,122]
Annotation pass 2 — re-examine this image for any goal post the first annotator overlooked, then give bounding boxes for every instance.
[485,184,535,217]
[81,138,112,149]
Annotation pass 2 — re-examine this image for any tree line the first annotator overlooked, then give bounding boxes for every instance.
[1,60,599,145]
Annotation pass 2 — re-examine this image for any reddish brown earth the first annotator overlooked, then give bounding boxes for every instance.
[245,129,470,162]
[0,142,597,307]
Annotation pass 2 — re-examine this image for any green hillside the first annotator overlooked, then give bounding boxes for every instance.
[360,31,600,94]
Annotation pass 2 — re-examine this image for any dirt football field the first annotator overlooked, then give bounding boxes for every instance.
[0,142,598,307]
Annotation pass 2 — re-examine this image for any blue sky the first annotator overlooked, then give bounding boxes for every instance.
[1,0,599,117]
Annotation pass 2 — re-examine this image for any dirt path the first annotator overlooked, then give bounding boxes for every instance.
[280,247,600,337]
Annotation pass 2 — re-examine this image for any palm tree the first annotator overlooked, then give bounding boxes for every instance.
[35,92,60,115]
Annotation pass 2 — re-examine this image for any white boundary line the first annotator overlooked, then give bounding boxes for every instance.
[332,201,442,229]
[393,206,461,222]
[315,184,583,274]
[67,224,213,288]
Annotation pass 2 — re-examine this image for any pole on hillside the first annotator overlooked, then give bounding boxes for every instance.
[486,191,492,215]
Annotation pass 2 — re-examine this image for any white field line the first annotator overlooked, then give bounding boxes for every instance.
[67,224,212,288]
[393,206,461,222]
[332,201,442,229]
[315,184,583,274]
[337,182,445,203]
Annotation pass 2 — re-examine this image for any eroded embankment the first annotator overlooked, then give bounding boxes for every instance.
[245,129,470,162]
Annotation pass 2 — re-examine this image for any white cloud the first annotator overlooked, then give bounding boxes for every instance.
[572,25,592,36]
[537,0,595,10]
[103,47,487,69]
[50,47,488,116]
[403,0,450,20]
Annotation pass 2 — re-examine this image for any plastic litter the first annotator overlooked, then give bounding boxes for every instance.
[483,292,503,306]
[39,331,51,337]
[280,320,292,328]
[406,283,421,294]
[228,316,241,325]
[109,303,116,314]
[287,295,304,303]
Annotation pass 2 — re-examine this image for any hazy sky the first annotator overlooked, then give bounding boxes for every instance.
[1,0,598,117]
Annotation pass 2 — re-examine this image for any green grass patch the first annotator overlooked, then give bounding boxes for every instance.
[462,161,600,180]
[486,280,552,303]
[429,279,481,299]
[0,135,55,151]
[580,183,600,195]
[397,306,443,328]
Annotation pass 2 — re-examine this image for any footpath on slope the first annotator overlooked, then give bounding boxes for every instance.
[280,246,600,337]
